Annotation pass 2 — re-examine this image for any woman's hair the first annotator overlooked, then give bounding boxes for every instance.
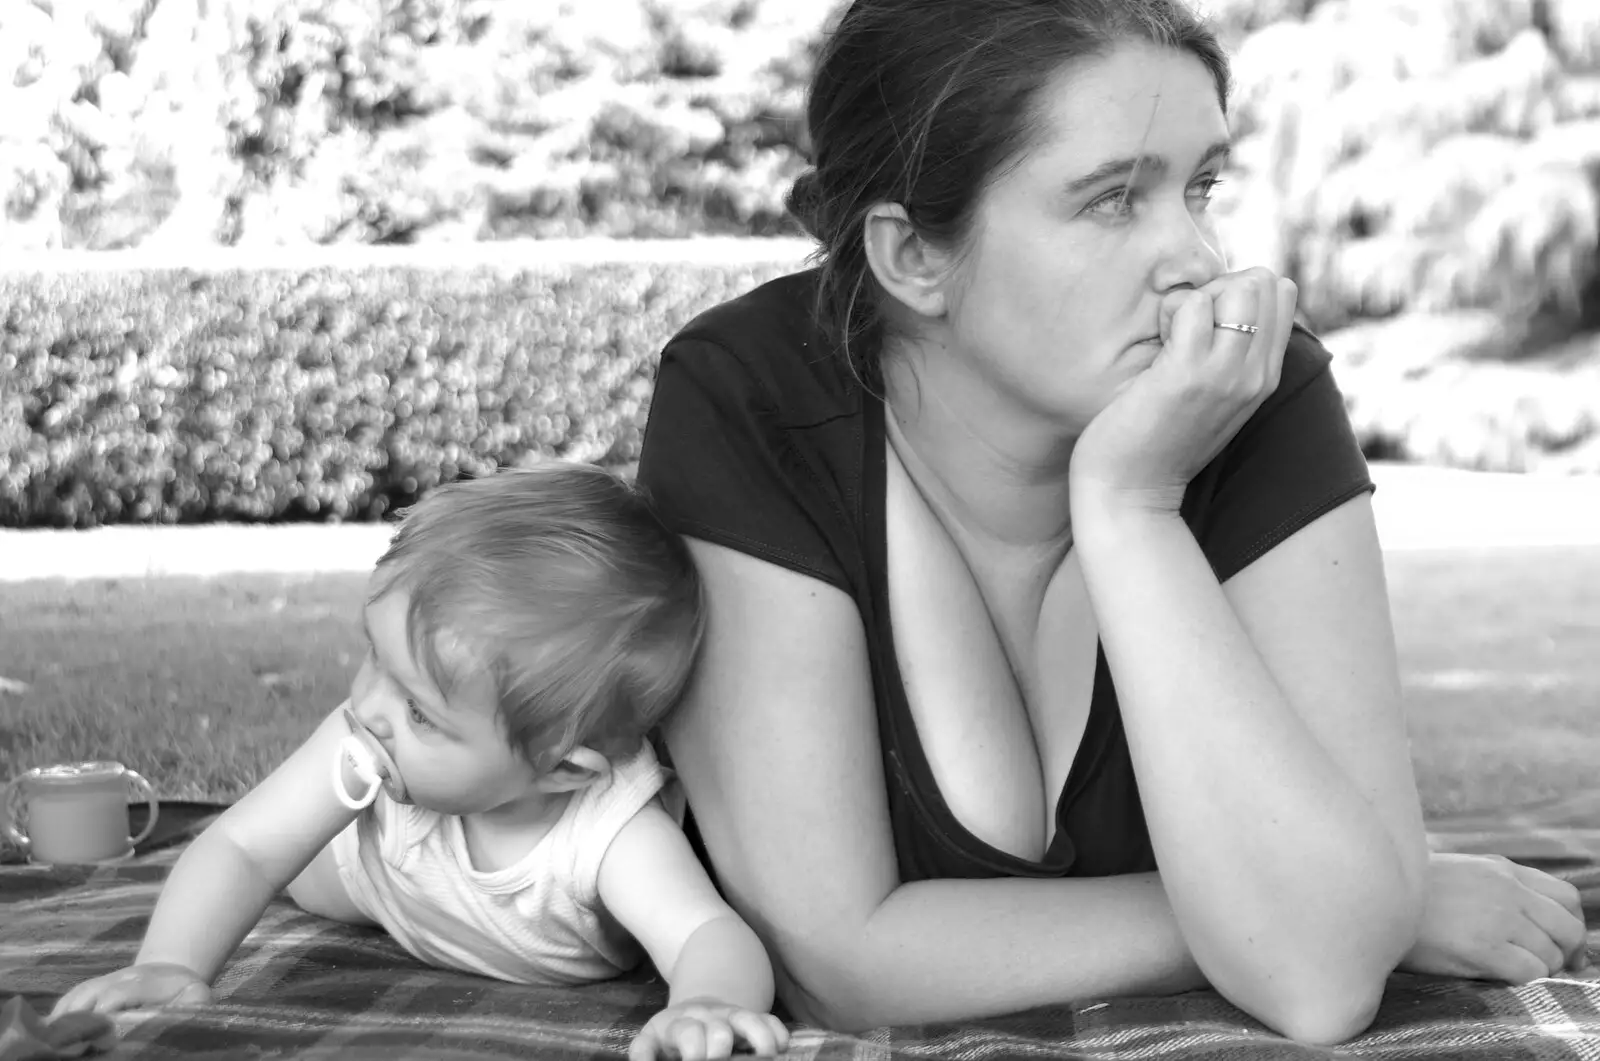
[368,462,705,771]
[787,0,1231,385]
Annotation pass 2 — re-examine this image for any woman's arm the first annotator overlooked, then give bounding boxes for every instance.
[663,539,1207,1033]
[1072,488,1428,1042]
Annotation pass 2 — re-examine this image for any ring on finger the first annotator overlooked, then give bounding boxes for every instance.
[1213,321,1259,334]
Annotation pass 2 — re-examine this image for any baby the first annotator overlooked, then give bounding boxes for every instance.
[52,463,789,1061]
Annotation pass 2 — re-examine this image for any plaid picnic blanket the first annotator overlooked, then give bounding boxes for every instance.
[3,796,1598,1060]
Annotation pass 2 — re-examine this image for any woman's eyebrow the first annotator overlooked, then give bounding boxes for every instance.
[1064,139,1233,195]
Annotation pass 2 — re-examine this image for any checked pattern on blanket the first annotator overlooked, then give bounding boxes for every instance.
[2,795,1598,1061]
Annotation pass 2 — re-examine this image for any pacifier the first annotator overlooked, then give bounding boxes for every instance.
[333,706,407,810]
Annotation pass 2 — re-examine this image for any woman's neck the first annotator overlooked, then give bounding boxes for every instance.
[881,349,1078,557]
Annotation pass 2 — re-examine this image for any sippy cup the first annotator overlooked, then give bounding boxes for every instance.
[3,761,159,865]
[333,706,407,810]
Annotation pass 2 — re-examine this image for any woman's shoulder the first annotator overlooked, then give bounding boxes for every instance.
[665,267,860,422]
[1184,322,1373,580]
[638,267,869,594]
[1260,322,1339,414]
[676,267,820,350]
[1214,322,1349,455]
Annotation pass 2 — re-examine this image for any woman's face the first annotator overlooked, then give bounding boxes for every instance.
[941,40,1232,433]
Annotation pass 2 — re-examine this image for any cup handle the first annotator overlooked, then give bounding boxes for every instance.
[125,770,160,848]
[1,780,27,850]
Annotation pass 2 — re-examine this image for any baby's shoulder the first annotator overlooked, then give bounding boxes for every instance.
[556,744,676,890]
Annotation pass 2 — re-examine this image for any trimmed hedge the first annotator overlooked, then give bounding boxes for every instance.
[0,261,795,528]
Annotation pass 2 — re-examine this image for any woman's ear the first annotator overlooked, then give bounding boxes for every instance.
[862,202,951,321]
[535,745,610,793]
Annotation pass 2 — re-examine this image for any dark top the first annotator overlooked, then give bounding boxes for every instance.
[637,269,1375,883]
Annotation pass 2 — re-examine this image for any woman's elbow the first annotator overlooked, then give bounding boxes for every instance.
[1230,923,1406,1047]
[772,946,889,1033]
[1265,983,1385,1047]
[1249,938,1402,1047]
[1271,866,1419,1043]
[776,972,873,1032]
[781,989,872,1035]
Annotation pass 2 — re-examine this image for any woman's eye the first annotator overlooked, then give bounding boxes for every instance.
[406,698,436,730]
[1089,176,1225,219]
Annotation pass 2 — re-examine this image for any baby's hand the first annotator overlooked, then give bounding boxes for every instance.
[629,997,789,1061]
[51,962,212,1017]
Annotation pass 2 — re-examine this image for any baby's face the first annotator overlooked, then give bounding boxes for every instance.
[346,588,545,818]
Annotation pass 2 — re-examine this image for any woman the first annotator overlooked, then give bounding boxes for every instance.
[636,0,1589,1044]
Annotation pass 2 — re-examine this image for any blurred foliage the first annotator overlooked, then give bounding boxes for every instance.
[2,0,1595,280]
[0,0,826,247]
[0,261,792,527]
[3,0,1600,489]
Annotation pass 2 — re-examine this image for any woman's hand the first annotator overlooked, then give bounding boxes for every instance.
[629,997,789,1061]
[51,962,212,1017]
[1400,853,1590,983]
[1069,267,1299,514]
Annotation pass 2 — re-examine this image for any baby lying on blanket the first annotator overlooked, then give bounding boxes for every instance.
[53,464,788,1061]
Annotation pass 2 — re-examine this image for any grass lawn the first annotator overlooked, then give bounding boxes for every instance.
[1386,546,1600,818]
[2,547,1597,819]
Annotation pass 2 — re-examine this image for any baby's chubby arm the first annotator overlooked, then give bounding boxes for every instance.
[53,705,364,1015]
[598,802,789,1060]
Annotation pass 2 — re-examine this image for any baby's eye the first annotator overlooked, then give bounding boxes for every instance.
[406,699,437,730]
[1188,175,1225,205]
[1087,187,1136,219]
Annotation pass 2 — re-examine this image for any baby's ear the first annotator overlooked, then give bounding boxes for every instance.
[535,746,610,793]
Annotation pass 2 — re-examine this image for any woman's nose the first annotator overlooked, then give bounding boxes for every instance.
[1153,214,1226,292]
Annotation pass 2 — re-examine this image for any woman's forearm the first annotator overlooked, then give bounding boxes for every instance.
[1069,496,1417,1036]
[780,871,1204,1030]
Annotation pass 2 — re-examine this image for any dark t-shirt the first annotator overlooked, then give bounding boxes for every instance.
[637,269,1374,883]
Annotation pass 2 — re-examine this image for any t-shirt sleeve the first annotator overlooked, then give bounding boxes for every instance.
[1186,325,1376,583]
[563,744,668,905]
[636,337,854,593]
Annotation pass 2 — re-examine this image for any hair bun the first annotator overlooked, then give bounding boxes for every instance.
[785,169,829,242]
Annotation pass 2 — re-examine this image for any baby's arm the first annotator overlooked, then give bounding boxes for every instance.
[52,706,363,1016]
[598,802,788,1061]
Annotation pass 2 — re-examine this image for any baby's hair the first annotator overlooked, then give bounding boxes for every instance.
[368,462,705,771]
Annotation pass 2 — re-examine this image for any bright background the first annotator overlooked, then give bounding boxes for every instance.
[1,1,1597,820]
[3,0,1600,471]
